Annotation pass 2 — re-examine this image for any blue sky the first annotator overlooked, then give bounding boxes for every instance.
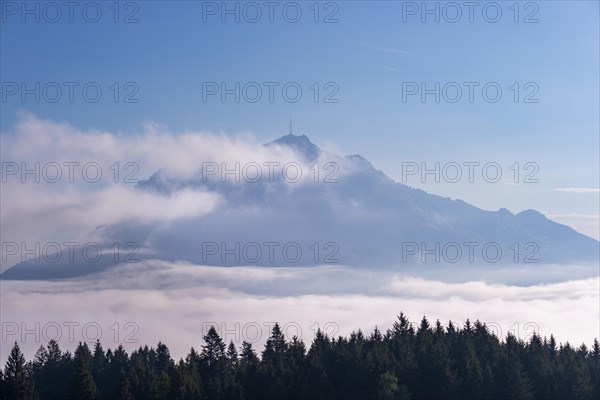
[1,0,599,236]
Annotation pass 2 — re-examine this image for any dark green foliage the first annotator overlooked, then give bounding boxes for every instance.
[2,343,36,400]
[3,314,598,399]
[200,326,227,398]
[31,340,70,399]
[238,341,261,399]
[67,344,99,400]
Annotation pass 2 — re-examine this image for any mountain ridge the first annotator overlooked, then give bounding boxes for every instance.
[1,133,597,280]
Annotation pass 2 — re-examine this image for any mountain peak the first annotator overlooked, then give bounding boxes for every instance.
[497,208,513,216]
[266,133,321,161]
[516,209,546,220]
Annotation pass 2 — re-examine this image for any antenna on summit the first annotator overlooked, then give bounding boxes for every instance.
[289,117,293,135]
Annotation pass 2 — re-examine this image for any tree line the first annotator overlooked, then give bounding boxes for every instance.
[2,313,599,399]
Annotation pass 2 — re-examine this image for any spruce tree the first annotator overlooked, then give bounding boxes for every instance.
[3,342,36,400]
[200,327,226,398]
[226,341,238,369]
[201,327,226,368]
[262,323,288,398]
[238,341,261,399]
[174,357,203,400]
[117,369,134,400]
[68,348,99,400]
[0,369,6,400]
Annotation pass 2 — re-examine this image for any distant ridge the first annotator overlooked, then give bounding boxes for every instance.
[2,133,598,279]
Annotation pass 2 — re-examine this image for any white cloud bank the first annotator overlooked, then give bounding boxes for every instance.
[0,113,316,270]
[1,262,598,364]
[1,114,598,364]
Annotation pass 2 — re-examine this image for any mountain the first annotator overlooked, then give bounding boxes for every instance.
[1,134,598,280]
[267,133,321,161]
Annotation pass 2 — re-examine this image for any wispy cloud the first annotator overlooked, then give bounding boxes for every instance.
[361,41,412,55]
[376,46,411,55]
[546,213,600,218]
[383,66,402,73]
[553,188,600,194]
